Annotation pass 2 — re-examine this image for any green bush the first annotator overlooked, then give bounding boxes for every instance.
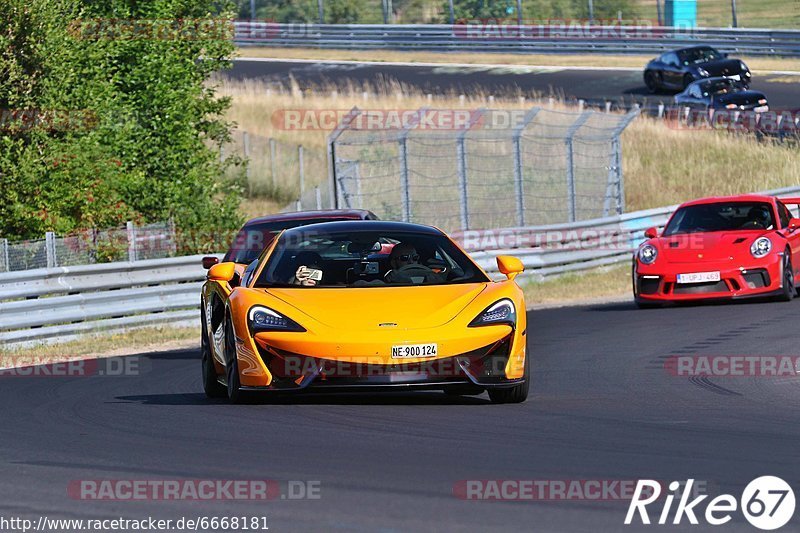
[0,0,243,250]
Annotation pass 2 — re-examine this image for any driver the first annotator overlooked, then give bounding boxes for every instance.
[745,206,773,230]
[289,251,324,286]
[385,242,440,284]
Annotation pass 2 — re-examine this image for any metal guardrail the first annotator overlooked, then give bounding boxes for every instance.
[234,22,800,57]
[3,184,800,347]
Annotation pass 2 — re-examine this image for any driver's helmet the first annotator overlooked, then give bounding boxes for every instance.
[751,206,771,227]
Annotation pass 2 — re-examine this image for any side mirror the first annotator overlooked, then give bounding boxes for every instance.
[202,256,220,269]
[496,255,524,281]
[722,52,729,58]
[644,227,659,239]
[207,262,236,283]
[789,218,800,231]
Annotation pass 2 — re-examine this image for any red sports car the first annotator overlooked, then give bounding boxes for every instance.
[633,195,800,306]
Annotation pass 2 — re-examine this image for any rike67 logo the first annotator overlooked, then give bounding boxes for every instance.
[626,477,795,530]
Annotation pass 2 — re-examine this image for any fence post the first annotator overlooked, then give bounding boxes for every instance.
[243,132,251,190]
[1,238,8,272]
[564,112,592,223]
[45,232,57,268]
[318,0,324,24]
[397,109,426,223]
[298,144,305,199]
[269,138,277,190]
[127,221,137,262]
[327,107,362,210]
[455,109,486,231]
[513,108,541,226]
[315,186,322,209]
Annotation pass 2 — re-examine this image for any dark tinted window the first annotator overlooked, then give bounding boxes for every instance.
[664,202,776,235]
[678,47,722,65]
[778,203,792,228]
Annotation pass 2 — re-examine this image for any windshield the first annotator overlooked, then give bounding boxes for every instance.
[702,79,743,95]
[223,218,358,264]
[664,202,775,236]
[679,47,722,65]
[253,229,489,288]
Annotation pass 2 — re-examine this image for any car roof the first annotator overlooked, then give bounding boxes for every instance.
[243,209,376,227]
[675,45,715,53]
[679,195,776,208]
[279,220,443,236]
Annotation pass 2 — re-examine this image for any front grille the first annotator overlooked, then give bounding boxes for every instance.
[673,281,729,294]
[638,277,660,295]
[742,269,770,289]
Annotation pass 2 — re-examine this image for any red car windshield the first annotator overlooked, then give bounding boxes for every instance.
[664,202,775,236]
[224,218,357,264]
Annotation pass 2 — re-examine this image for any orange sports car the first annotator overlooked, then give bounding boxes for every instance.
[200,221,529,403]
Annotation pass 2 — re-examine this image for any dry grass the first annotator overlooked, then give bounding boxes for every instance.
[0,326,199,365]
[237,47,800,73]
[221,78,800,213]
[521,265,630,305]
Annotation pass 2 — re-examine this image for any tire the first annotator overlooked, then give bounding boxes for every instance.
[644,71,659,93]
[201,308,226,398]
[776,253,795,302]
[224,315,244,403]
[683,74,694,90]
[488,351,529,404]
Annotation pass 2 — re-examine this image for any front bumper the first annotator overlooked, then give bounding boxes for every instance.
[635,255,783,302]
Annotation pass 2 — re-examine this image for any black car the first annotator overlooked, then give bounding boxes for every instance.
[674,77,769,112]
[644,46,752,92]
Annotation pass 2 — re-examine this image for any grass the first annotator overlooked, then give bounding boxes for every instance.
[0,326,199,365]
[521,265,630,305]
[636,0,800,29]
[237,47,800,73]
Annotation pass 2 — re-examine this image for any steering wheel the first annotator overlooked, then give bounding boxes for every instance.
[385,264,436,283]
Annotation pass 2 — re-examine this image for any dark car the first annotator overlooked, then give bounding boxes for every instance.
[202,209,379,269]
[644,46,751,93]
[674,77,769,112]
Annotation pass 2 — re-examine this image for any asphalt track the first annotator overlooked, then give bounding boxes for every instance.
[227,59,800,110]
[2,299,800,532]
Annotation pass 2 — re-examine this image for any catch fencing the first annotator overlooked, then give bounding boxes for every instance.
[0,221,175,273]
[233,22,800,57]
[329,107,639,233]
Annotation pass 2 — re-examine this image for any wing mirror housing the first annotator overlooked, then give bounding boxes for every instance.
[644,227,659,239]
[202,256,220,269]
[496,255,524,281]
[789,218,800,231]
[207,262,236,283]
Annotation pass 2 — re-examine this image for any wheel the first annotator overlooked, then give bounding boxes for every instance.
[224,315,244,403]
[683,74,694,89]
[201,308,226,398]
[644,71,659,93]
[488,351,529,404]
[776,253,795,302]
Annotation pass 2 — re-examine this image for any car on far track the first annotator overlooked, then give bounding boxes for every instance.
[674,78,769,113]
[644,46,751,93]
[201,209,378,271]
[201,220,529,404]
[633,195,800,307]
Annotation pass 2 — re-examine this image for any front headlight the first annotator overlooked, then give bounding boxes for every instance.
[750,237,772,258]
[469,299,516,328]
[697,68,709,77]
[725,103,739,109]
[740,61,749,72]
[638,244,658,265]
[248,306,306,332]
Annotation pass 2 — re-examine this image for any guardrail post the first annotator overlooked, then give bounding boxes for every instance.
[127,221,137,262]
[45,232,57,268]
[1,238,8,272]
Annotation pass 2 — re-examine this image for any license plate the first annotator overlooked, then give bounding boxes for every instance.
[677,271,721,284]
[754,105,769,113]
[391,343,438,358]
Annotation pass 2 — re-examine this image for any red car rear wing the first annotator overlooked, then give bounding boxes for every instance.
[778,197,800,205]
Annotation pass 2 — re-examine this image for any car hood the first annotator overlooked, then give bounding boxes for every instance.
[695,59,745,76]
[712,90,766,107]
[655,231,766,263]
[264,284,488,330]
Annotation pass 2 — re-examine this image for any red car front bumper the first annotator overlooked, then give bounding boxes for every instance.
[634,254,785,302]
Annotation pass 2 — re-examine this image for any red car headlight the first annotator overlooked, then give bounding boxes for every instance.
[750,237,772,258]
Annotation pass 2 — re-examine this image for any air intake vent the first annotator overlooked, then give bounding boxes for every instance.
[733,238,747,244]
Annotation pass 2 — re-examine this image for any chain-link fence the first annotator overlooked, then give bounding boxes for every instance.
[0,221,175,272]
[329,107,638,233]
